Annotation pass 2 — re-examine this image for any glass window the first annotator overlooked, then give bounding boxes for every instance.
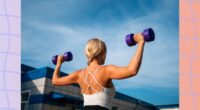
[112,106,118,110]
[21,103,25,110]
[21,91,30,110]
[22,92,29,102]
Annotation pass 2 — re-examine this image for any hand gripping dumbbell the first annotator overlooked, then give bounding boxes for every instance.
[125,28,155,46]
[52,51,73,65]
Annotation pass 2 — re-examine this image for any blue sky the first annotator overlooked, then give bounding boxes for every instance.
[22,0,179,105]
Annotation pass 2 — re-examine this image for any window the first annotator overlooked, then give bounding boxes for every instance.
[112,106,118,110]
[21,91,30,110]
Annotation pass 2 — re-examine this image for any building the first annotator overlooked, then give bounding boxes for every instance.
[21,64,158,110]
[157,104,179,110]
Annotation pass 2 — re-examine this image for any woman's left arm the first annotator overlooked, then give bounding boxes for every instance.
[52,55,79,86]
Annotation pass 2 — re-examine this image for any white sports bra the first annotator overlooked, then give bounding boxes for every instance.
[81,66,116,110]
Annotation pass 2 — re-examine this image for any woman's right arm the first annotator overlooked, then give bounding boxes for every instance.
[105,33,145,80]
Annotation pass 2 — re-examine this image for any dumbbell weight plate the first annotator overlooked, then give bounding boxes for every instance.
[52,55,58,65]
[63,51,73,61]
[142,28,155,42]
[125,33,137,46]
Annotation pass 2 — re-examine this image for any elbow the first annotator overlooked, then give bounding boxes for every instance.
[130,70,138,76]
[128,68,138,77]
[127,65,140,77]
[52,80,58,86]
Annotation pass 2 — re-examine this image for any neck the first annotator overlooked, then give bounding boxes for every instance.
[89,59,99,67]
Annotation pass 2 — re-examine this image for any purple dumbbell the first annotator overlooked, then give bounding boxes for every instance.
[52,51,73,65]
[125,28,155,46]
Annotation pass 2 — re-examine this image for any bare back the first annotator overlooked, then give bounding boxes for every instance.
[78,66,114,95]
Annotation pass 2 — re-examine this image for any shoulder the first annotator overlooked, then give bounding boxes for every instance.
[103,64,116,73]
[104,64,116,70]
[74,68,86,77]
[74,69,83,75]
[69,69,83,78]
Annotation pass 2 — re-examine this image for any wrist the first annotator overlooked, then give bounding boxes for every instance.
[56,63,62,67]
[138,41,145,45]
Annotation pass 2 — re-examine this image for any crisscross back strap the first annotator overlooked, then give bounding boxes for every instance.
[81,66,104,93]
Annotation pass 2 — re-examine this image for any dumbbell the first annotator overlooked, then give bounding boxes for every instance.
[125,28,155,46]
[52,51,73,65]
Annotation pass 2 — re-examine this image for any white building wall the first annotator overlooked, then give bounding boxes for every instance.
[22,78,46,91]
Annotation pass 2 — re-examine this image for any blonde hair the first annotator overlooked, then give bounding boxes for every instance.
[85,38,107,65]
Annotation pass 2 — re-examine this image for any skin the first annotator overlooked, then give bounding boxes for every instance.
[52,33,145,94]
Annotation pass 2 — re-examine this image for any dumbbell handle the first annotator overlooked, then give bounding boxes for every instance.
[52,51,73,65]
[125,28,155,46]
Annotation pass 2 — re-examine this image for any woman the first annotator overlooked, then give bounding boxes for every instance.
[52,33,145,110]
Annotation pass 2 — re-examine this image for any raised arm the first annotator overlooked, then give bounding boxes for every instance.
[52,55,79,86]
[106,33,145,80]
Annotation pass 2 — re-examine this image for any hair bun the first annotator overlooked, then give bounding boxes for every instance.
[85,38,107,65]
